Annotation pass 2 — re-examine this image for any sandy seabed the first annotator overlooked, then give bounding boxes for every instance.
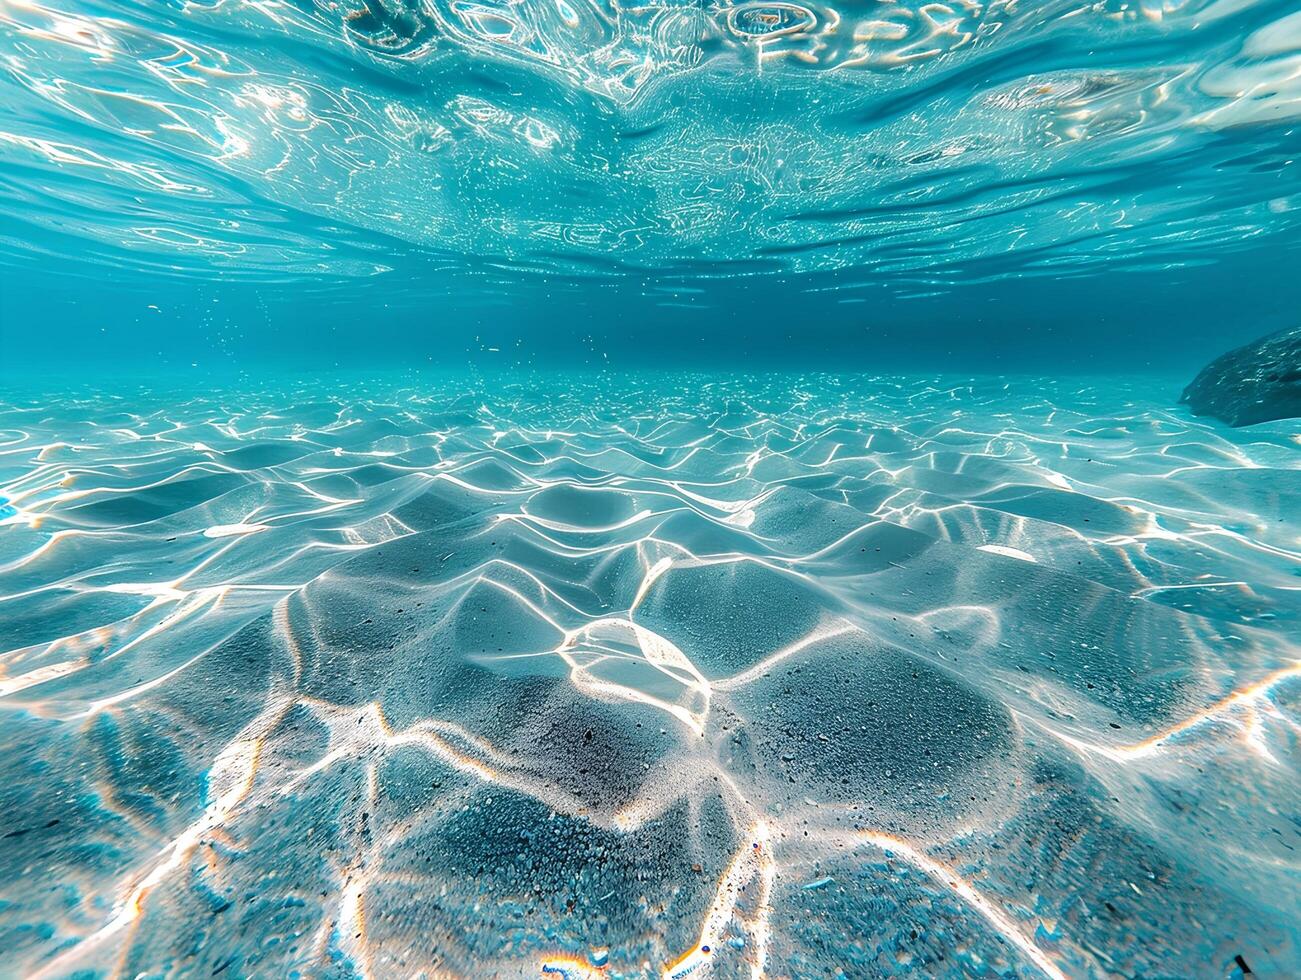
[1,373,1297,978]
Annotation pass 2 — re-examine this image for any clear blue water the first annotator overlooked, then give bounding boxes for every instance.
[2,0,1301,370]
[1,1,1300,978]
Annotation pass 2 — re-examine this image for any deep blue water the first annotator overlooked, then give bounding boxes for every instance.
[1,0,1300,978]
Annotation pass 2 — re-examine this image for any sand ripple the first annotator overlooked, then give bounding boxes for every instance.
[1,373,1297,977]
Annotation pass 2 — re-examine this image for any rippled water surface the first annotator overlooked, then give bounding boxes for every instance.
[3,0,1300,288]
[1,374,1298,977]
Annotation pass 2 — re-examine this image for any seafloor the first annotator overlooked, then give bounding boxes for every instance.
[0,373,1297,978]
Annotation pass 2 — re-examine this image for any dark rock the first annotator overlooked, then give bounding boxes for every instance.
[1181,327,1301,427]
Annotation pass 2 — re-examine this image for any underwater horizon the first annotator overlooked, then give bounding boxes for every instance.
[1,0,1300,977]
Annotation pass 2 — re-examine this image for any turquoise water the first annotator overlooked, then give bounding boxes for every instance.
[1,373,1298,977]
[2,1,1301,978]
[2,0,1301,366]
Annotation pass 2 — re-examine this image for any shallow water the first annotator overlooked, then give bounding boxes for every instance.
[1,373,1297,977]
[3,0,1301,974]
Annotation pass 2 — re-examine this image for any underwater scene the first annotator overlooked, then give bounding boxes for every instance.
[1,0,1300,978]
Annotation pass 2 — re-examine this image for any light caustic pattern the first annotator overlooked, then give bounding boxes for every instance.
[1,0,1300,282]
[0,373,1299,977]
